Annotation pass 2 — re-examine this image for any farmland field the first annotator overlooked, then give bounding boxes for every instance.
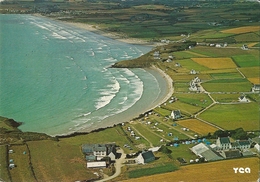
[8,145,36,182]
[174,93,213,109]
[122,157,259,182]
[232,54,260,67]
[234,32,260,42]
[190,47,248,57]
[0,145,10,181]
[239,67,260,78]
[210,72,243,79]
[28,140,97,182]
[202,78,252,92]
[191,58,237,69]
[198,103,259,131]
[177,119,218,135]
[177,59,210,71]
[163,101,202,116]
[247,77,260,84]
[173,51,206,59]
[210,93,241,103]
[221,26,260,34]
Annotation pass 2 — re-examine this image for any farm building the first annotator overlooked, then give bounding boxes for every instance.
[82,143,117,161]
[136,151,155,164]
[219,150,241,159]
[190,143,223,161]
[251,84,260,92]
[87,161,106,168]
[171,110,181,120]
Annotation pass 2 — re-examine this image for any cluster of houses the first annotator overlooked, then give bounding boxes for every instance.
[190,69,199,75]
[190,137,257,162]
[82,143,157,167]
[82,143,117,168]
[189,77,201,92]
[196,42,228,48]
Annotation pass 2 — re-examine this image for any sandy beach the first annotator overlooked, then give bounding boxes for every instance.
[56,20,156,46]
[32,14,174,136]
[55,18,174,135]
[77,66,174,135]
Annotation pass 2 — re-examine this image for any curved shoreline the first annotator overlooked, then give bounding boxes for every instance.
[67,66,174,137]
[13,14,174,137]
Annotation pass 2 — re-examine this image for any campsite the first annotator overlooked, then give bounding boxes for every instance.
[0,0,259,181]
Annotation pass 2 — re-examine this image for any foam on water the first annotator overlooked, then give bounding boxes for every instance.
[0,14,169,135]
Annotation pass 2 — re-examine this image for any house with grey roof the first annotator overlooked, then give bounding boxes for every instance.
[171,110,181,120]
[238,140,251,150]
[216,137,231,150]
[82,143,117,161]
[251,84,260,92]
[136,151,155,164]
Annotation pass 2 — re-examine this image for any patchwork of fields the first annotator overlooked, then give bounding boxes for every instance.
[1,1,260,181]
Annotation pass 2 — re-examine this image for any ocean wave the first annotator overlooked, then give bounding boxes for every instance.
[95,78,120,110]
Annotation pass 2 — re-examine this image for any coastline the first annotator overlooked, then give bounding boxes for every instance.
[69,66,174,136]
[25,14,174,136]
[33,14,156,46]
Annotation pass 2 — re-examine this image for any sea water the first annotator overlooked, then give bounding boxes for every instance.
[0,14,168,136]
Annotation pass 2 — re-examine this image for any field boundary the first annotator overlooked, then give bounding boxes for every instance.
[25,143,38,182]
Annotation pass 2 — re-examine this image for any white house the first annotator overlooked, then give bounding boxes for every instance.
[190,69,197,74]
[241,44,249,50]
[216,137,231,150]
[82,143,117,161]
[238,96,250,102]
[171,110,181,120]
[136,151,155,164]
[251,84,260,92]
[254,144,260,153]
[238,140,251,150]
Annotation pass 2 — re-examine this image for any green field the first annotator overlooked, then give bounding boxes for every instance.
[199,103,259,131]
[239,67,260,78]
[234,32,260,42]
[210,72,243,79]
[210,93,241,103]
[128,163,178,178]
[177,59,210,71]
[28,140,97,182]
[8,145,36,182]
[190,47,247,57]
[202,78,252,92]
[0,145,10,181]
[232,54,260,67]
[174,93,213,109]
[1,1,260,181]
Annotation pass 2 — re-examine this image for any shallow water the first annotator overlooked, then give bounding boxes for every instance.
[0,14,168,135]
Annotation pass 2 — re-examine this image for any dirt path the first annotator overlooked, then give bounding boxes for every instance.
[97,148,126,182]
